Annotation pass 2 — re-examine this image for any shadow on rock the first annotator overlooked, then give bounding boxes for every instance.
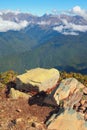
[28,91,58,108]
[28,91,47,106]
[6,81,16,97]
[44,107,64,126]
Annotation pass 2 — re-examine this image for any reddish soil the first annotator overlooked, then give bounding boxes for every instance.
[0,87,53,130]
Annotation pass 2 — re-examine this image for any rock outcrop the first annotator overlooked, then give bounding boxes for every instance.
[53,78,85,104]
[0,68,87,130]
[65,91,83,108]
[16,68,60,92]
[47,109,87,130]
[44,78,87,130]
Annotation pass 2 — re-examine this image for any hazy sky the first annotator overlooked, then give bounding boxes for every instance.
[0,0,87,15]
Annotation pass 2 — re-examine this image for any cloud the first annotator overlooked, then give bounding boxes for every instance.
[0,7,87,34]
[53,6,87,35]
[71,6,87,20]
[72,6,82,13]
[53,19,87,35]
[0,17,29,32]
[0,9,21,15]
[63,31,78,35]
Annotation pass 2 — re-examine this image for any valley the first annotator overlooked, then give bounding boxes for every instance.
[0,12,87,74]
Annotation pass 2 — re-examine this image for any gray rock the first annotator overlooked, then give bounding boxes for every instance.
[47,108,87,130]
[53,78,85,105]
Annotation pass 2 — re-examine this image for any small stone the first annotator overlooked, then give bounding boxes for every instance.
[80,106,86,111]
[16,118,23,123]
[31,122,36,127]
[83,87,87,95]
[79,108,86,114]
[83,102,87,108]
[74,102,81,111]
[16,108,22,113]
[75,102,81,107]
[80,100,86,105]
[84,113,87,121]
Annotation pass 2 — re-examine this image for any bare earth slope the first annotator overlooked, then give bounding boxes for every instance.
[0,88,53,130]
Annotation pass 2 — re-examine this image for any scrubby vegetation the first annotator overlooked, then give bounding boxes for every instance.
[0,70,87,92]
[0,70,17,85]
[60,71,87,87]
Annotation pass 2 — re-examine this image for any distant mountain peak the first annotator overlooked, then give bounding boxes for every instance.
[0,9,87,35]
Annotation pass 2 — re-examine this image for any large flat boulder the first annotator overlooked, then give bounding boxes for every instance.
[48,109,87,130]
[16,68,60,92]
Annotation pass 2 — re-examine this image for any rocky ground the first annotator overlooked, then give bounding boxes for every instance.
[0,87,55,130]
[0,69,87,130]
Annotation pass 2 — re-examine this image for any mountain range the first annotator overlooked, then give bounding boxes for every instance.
[0,10,87,74]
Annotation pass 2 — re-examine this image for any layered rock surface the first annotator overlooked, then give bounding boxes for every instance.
[43,78,85,106]
[45,78,87,130]
[54,78,85,104]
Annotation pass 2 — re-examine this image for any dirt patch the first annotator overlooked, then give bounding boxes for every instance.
[0,87,54,130]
